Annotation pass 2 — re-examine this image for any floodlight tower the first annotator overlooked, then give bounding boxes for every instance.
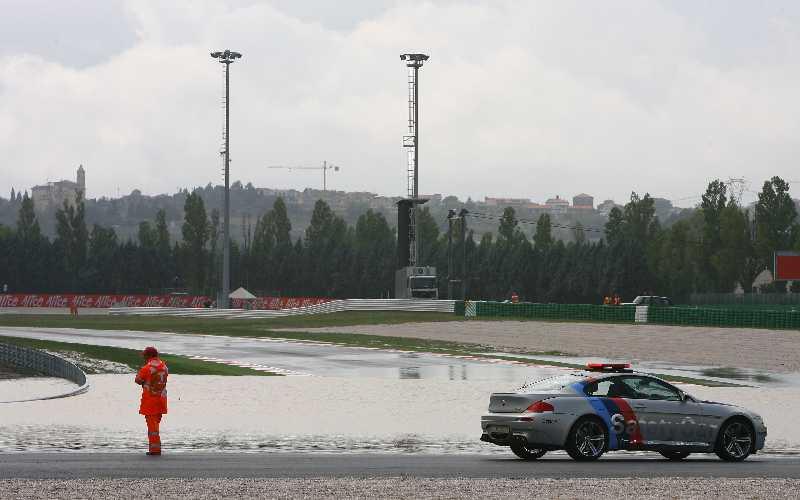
[210,49,242,308]
[400,52,429,267]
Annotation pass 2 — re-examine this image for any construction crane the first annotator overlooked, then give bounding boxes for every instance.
[266,161,340,191]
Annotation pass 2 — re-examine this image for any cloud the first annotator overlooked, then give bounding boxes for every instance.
[1,0,799,206]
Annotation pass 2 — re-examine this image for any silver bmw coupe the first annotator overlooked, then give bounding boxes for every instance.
[481,363,767,461]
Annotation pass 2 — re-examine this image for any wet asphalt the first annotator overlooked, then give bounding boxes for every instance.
[0,326,567,381]
[1,453,799,479]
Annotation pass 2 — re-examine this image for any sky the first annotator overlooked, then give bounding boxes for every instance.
[1,0,799,207]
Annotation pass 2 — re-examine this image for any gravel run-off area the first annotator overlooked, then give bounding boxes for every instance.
[283,320,800,372]
[2,477,800,499]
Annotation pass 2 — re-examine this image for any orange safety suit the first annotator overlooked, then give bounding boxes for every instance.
[135,357,168,454]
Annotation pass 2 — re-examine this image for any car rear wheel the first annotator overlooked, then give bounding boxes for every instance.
[659,450,691,460]
[566,417,607,461]
[715,419,754,461]
[510,442,547,460]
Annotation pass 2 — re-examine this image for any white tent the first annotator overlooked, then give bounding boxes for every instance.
[228,287,256,300]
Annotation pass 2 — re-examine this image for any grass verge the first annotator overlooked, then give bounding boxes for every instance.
[0,336,278,376]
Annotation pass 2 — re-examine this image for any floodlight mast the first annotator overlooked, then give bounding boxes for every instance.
[210,49,242,308]
[400,53,429,267]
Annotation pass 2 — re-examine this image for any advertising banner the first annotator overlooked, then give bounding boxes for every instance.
[774,251,800,281]
[0,294,331,310]
[0,294,210,308]
[229,297,331,310]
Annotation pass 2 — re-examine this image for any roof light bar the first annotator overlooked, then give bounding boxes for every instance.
[586,362,632,372]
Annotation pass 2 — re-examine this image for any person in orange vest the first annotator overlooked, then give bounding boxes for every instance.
[510,291,519,304]
[613,294,621,306]
[135,346,168,456]
[603,295,611,305]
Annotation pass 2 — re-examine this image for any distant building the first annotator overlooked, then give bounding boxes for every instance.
[544,195,570,214]
[419,194,443,203]
[596,199,619,216]
[484,197,531,207]
[572,193,594,210]
[31,165,85,211]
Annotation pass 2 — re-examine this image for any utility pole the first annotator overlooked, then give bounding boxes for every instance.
[447,210,455,300]
[210,49,242,308]
[460,208,468,300]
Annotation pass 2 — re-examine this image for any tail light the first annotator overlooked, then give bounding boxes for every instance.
[525,400,554,413]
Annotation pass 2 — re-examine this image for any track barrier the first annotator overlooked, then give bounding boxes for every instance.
[0,343,89,403]
[110,299,456,319]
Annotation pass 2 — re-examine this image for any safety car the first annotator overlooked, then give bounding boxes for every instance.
[480,363,767,461]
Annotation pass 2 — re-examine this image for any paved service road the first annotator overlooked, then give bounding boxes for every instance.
[2,453,799,479]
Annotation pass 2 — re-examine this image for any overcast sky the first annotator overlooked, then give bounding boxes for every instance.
[1,0,799,206]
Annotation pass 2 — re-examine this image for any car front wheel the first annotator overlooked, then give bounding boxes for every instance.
[566,417,607,461]
[510,442,547,460]
[715,419,754,462]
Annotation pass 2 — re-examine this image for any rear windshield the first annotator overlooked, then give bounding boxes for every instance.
[518,374,583,392]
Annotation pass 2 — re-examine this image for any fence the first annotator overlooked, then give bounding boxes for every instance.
[0,343,89,403]
[689,293,800,307]
[470,302,636,323]
[458,300,800,330]
[111,299,456,319]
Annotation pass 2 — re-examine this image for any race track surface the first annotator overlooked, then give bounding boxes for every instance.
[0,326,566,381]
[2,453,799,479]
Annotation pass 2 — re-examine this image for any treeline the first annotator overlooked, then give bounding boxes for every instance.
[0,177,798,302]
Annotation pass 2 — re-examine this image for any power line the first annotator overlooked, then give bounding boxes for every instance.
[465,211,606,233]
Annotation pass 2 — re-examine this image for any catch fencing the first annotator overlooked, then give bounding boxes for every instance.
[0,343,89,403]
[458,300,800,330]
[110,299,456,319]
[469,302,636,323]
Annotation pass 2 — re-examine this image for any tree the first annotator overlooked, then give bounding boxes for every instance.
[416,207,442,267]
[534,213,554,251]
[712,204,752,293]
[138,221,157,248]
[181,192,209,293]
[352,210,395,297]
[54,193,88,291]
[208,208,220,293]
[303,200,349,296]
[755,176,798,272]
[13,194,46,291]
[698,179,728,290]
[87,224,119,292]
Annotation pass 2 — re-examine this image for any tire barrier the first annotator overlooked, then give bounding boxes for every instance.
[0,343,89,403]
[460,301,800,330]
[110,299,456,319]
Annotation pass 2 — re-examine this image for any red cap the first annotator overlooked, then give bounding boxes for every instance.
[142,346,159,358]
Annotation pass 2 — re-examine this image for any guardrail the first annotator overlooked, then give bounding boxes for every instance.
[0,343,89,403]
[110,298,456,319]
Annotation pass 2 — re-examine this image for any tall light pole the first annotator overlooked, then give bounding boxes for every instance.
[211,49,241,308]
[400,53,429,268]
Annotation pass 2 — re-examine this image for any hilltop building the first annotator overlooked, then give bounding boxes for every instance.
[484,197,531,207]
[31,165,85,211]
[544,195,570,214]
[572,193,594,210]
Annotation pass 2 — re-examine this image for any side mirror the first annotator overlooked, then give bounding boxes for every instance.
[681,392,694,402]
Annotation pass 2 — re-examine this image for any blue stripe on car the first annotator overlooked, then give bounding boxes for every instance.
[570,381,621,450]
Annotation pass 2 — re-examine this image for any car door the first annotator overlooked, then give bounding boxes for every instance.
[616,376,711,448]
